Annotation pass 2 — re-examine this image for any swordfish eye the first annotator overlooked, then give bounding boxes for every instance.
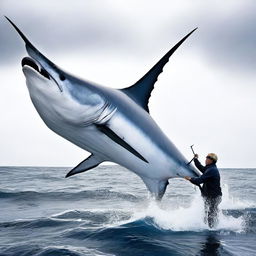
[59,74,66,81]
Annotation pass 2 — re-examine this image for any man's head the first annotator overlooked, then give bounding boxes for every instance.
[205,153,218,165]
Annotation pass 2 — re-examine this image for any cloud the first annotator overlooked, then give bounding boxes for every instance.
[0,0,140,64]
[167,1,256,74]
[2,0,256,75]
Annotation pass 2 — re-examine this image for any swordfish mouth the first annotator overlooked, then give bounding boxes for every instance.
[21,56,62,92]
[21,57,50,80]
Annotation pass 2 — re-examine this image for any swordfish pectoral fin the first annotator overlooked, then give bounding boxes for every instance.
[65,154,103,178]
[95,124,148,163]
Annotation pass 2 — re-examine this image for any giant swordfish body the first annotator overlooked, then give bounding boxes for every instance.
[6,17,200,200]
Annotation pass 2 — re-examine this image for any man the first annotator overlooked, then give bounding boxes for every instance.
[184,153,222,228]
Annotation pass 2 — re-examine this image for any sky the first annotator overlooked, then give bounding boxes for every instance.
[1,0,256,168]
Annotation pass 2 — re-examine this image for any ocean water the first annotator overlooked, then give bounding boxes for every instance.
[0,166,255,256]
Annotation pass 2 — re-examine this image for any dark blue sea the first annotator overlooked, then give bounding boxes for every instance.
[0,166,255,256]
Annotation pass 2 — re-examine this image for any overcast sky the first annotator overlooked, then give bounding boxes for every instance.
[1,0,256,168]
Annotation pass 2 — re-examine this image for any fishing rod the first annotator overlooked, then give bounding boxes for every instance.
[187,144,195,165]
[183,144,203,193]
[190,144,195,155]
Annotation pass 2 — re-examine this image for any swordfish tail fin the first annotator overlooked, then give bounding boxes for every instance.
[121,28,197,112]
[142,177,169,200]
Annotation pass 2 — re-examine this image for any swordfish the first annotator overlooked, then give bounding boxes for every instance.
[6,17,200,200]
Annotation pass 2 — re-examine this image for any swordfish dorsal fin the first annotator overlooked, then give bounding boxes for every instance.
[121,28,197,112]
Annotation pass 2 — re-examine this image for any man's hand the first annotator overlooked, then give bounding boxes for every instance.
[184,176,191,181]
[194,154,198,159]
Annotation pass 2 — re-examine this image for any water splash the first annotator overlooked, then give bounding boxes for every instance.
[220,183,255,209]
[130,184,252,232]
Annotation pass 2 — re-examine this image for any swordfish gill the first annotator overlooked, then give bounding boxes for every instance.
[6,17,200,200]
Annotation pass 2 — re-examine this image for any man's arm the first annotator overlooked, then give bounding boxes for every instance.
[189,169,214,186]
[194,158,205,173]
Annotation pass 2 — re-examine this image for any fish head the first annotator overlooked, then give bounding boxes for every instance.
[6,17,106,127]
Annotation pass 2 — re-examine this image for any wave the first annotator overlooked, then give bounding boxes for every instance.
[1,203,255,256]
[0,217,77,229]
[54,193,256,234]
[1,166,256,256]
[61,216,246,256]
[0,189,139,202]
[1,210,254,256]
[1,183,254,233]
[1,245,114,256]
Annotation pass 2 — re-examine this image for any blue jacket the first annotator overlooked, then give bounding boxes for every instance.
[190,158,222,198]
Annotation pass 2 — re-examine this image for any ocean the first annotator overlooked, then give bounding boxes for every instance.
[0,166,255,256]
